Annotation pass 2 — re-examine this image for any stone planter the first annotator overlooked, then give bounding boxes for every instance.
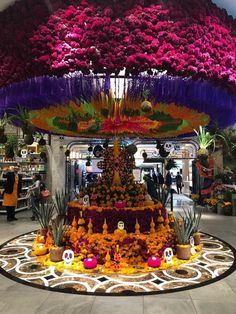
[49,246,65,262]
[176,244,191,260]
[193,232,201,245]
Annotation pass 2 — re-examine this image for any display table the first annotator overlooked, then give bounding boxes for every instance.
[68,201,165,233]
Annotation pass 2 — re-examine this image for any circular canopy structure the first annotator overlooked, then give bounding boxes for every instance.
[0,0,235,138]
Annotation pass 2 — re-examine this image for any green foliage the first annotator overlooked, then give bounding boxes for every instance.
[53,190,70,217]
[165,159,178,171]
[194,125,215,150]
[34,202,54,229]
[181,207,203,233]
[5,135,19,158]
[0,113,12,128]
[174,214,194,244]
[81,101,96,117]
[51,220,65,247]
[12,105,35,134]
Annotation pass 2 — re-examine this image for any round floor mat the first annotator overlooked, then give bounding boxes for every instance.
[0,231,235,296]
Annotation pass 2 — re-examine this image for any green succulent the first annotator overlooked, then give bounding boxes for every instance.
[51,220,65,247]
[53,190,70,218]
[34,202,54,230]
[180,208,203,234]
[174,215,194,245]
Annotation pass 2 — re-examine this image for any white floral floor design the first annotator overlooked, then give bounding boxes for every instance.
[0,232,235,295]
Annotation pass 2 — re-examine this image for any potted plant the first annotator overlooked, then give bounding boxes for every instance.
[34,202,54,236]
[49,220,65,262]
[174,215,193,260]
[0,113,12,144]
[53,190,70,224]
[194,126,215,157]
[4,135,18,160]
[165,159,178,171]
[185,208,203,245]
[12,106,35,144]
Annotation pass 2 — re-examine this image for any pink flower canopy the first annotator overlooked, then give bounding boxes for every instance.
[0,0,235,94]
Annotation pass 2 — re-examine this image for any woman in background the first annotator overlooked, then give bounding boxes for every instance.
[3,166,22,222]
[28,173,43,221]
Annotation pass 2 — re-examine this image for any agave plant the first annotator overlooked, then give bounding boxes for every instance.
[53,190,70,223]
[174,215,194,245]
[51,220,65,247]
[180,207,203,234]
[34,202,54,230]
[194,126,215,156]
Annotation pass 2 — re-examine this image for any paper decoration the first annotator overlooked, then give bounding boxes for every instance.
[164,247,173,264]
[62,249,74,266]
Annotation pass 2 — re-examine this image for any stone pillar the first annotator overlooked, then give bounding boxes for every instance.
[46,136,66,195]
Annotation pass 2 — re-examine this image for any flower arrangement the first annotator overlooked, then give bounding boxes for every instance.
[0,0,235,94]
[190,194,199,203]
[203,198,218,207]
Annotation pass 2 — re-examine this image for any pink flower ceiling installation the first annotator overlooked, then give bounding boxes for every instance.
[0,0,235,93]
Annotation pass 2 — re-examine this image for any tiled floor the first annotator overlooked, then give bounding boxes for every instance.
[0,196,236,314]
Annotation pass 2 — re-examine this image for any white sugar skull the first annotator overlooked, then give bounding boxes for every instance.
[21,149,28,158]
[190,236,196,255]
[164,247,173,264]
[117,221,124,230]
[83,195,90,206]
[174,143,181,152]
[164,142,174,152]
[62,250,74,266]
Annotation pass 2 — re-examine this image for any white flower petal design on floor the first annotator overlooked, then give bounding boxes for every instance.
[0,232,235,295]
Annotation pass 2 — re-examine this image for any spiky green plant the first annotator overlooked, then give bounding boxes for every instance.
[180,207,203,234]
[194,126,215,155]
[0,113,12,130]
[51,220,65,247]
[34,202,54,230]
[11,105,35,134]
[174,215,194,245]
[53,190,70,217]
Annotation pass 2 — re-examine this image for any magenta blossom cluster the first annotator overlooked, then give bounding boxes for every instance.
[0,0,235,93]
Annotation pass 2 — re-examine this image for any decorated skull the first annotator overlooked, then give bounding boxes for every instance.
[83,195,90,206]
[62,250,74,266]
[164,247,174,264]
[174,143,181,152]
[117,221,125,230]
[164,142,174,152]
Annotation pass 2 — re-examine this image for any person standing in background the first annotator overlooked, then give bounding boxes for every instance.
[2,166,22,222]
[176,172,183,194]
[165,171,172,192]
[28,173,43,221]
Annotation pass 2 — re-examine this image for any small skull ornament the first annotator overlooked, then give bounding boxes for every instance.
[117,221,125,230]
[190,236,196,255]
[174,143,181,152]
[164,142,174,152]
[62,250,74,266]
[164,247,174,264]
[83,195,90,206]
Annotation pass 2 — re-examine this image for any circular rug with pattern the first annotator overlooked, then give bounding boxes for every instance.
[0,232,235,296]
